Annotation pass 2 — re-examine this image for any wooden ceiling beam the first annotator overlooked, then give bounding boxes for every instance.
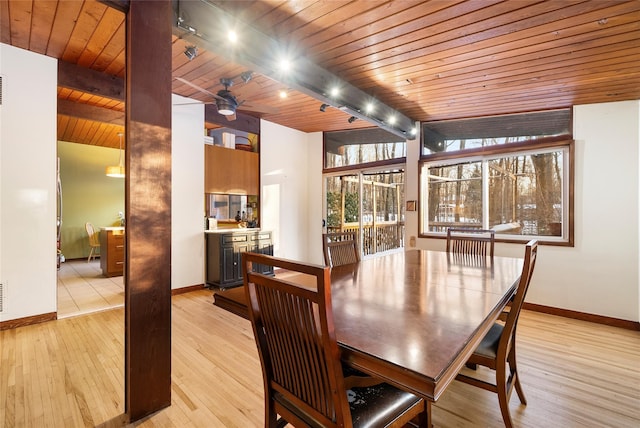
[98,0,129,14]
[57,99,124,125]
[58,60,125,101]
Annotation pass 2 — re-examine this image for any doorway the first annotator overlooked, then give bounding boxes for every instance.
[56,141,126,318]
[324,169,405,258]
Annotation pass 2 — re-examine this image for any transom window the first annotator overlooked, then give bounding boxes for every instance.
[325,128,406,169]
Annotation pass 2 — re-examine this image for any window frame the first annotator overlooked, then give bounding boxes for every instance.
[419,137,574,246]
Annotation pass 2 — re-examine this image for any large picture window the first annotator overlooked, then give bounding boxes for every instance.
[419,110,573,245]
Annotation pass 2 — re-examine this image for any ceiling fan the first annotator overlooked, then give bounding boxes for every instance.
[174,71,278,120]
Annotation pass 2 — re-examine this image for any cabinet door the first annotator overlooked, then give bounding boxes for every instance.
[205,145,259,195]
[253,241,274,275]
[221,246,237,284]
[234,242,251,281]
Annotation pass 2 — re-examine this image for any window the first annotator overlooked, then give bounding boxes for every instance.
[422,109,571,155]
[325,128,406,169]
[419,110,573,245]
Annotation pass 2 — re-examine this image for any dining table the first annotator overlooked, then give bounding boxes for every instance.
[213,248,524,426]
[329,249,522,421]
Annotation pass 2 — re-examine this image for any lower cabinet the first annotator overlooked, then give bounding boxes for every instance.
[206,230,273,288]
[100,227,125,277]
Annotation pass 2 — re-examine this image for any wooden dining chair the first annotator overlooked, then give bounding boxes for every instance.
[322,231,360,267]
[455,240,538,428]
[242,252,428,428]
[446,227,495,258]
[85,222,101,262]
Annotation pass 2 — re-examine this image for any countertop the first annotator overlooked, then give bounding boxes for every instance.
[204,228,262,234]
[101,226,125,231]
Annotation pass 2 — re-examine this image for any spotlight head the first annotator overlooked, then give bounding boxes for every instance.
[240,71,253,83]
[348,116,358,123]
[184,46,197,61]
[320,103,329,112]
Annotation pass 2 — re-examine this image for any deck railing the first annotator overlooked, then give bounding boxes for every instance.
[327,222,404,256]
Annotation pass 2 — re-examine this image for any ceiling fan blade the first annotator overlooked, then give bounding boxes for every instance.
[174,77,225,102]
[238,101,279,114]
[172,101,216,106]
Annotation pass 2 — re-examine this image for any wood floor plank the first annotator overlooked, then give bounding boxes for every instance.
[1,290,639,427]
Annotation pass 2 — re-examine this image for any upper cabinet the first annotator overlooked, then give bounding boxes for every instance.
[205,144,259,195]
[204,110,261,196]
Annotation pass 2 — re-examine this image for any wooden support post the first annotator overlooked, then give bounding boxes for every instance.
[124,0,172,422]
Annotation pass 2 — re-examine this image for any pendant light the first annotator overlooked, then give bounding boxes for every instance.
[106,132,125,178]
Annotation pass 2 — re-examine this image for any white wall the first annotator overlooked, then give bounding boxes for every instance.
[307,131,324,264]
[0,44,58,321]
[413,100,640,322]
[171,95,205,289]
[550,100,638,321]
[260,120,322,264]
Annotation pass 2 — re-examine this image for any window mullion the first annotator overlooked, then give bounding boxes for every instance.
[482,160,489,229]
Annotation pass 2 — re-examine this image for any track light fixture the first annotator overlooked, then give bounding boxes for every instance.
[184,45,198,60]
[348,116,358,123]
[176,2,417,138]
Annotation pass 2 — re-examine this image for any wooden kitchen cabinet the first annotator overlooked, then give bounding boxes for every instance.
[206,230,273,288]
[100,227,125,277]
[204,145,259,195]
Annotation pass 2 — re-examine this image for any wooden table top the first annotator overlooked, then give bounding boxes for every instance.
[213,249,523,402]
[329,249,523,401]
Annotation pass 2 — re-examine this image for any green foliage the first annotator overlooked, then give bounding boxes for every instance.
[326,191,359,226]
[344,192,359,222]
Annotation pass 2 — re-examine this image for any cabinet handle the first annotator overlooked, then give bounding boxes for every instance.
[116,245,124,249]
[116,261,124,265]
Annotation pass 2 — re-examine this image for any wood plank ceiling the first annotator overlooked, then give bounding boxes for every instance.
[2,0,639,148]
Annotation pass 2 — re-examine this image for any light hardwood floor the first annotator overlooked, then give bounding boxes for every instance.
[57,260,124,318]
[1,289,639,427]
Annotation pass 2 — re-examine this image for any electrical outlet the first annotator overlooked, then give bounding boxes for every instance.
[409,236,416,247]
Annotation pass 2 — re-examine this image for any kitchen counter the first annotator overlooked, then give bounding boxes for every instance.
[205,227,261,234]
[102,226,125,231]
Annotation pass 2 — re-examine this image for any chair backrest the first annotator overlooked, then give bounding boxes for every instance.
[446,227,495,258]
[243,252,351,427]
[500,240,538,356]
[85,222,100,247]
[323,231,360,267]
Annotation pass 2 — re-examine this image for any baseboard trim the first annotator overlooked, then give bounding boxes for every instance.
[3,300,636,332]
[0,312,57,331]
[171,284,206,296]
[523,302,640,331]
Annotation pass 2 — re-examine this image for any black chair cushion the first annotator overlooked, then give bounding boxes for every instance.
[274,383,422,428]
[474,322,504,359]
[348,383,423,428]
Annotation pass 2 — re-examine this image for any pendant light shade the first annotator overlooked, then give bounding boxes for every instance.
[106,132,125,178]
[105,165,125,177]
